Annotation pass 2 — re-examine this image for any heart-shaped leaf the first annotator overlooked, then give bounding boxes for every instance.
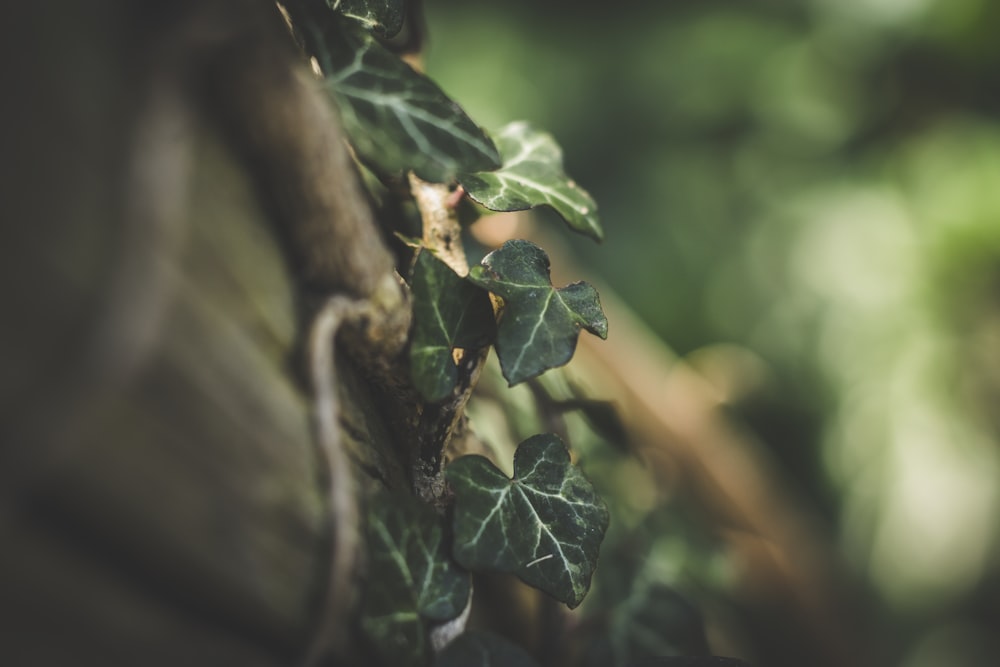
[325,0,404,37]
[300,12,501,182]
[468,240,608,386]
[410,249,496,402]
[435,631,540,667]
[459,122,603,242]
[361,491,472,666]
[446,433,609,608]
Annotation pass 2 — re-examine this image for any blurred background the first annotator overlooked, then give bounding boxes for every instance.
[424,0,1000,665]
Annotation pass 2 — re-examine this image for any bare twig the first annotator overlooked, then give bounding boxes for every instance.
[409,173,469,275]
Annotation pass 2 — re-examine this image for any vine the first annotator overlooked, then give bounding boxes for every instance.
[277,1,749,665]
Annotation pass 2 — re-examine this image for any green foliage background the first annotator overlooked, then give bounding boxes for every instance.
[425,1,1000,666]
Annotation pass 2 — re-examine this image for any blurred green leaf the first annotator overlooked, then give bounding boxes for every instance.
[435,631,540,667]
[301,13,500,182]
[325,0,404,36]
[607,585,710,663]
[446,433,609,608]
[361,491,471,666]
[468,240,607,385]
[459,121,603,242]
[410,249,496,402]
[558,397,629,449]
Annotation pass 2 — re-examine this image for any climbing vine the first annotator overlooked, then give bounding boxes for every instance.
[279,1,748,665]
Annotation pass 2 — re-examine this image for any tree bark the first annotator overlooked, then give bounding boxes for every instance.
[0,2,396,664]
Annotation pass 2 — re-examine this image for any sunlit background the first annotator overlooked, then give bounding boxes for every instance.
[425,0,1000,664]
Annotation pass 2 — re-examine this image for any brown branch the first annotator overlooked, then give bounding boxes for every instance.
[407,174,493,504]
[409,173,469,275]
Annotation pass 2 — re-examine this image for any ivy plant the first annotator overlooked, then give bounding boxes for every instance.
[469,239,608,386]
[361,491,471,665]
[459,121,603,242]
[323,0,405,36]
[446,433,609,608]
[409,249,495,401]
[279,1,746,665]
[292,0,501,181]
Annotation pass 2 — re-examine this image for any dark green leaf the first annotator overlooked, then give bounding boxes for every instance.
[301,14,500,182]
[459,122,603,241]
[468,240,608,386]
[410,249,496,402]
[446,433,609,608]
[326,0,404,37]
[435,631,540,667]
[361,491,472,666]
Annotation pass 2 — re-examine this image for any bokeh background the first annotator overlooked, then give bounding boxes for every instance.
[424,0,1000,665]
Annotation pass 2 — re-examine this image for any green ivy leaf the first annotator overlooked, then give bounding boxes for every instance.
[361,491,472,666]
[435,631,541,667]
[325,0,404,37]
[459,122,603,242]
[446,433,609,608]
[468,240,608,386]
[301,13,501,182]
[410,249,496,402]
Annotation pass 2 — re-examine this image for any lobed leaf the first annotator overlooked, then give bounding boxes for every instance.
[325,0,405,37]
[446,433,610,608]
[435,631,540,667]
[301,13,501,182]
[410,249,496,402]
[361,491,472,666]
[468,239,608,386]
[460,122,603,242]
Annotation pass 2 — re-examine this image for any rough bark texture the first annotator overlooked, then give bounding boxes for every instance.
[0,2,399,664]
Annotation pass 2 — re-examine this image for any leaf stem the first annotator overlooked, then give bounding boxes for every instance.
[408,172,493,505]
[409,172,469,275]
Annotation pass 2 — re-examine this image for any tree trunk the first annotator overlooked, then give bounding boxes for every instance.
[0,2,389,663]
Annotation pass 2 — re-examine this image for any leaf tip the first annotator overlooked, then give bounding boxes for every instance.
[591,312,609,340]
